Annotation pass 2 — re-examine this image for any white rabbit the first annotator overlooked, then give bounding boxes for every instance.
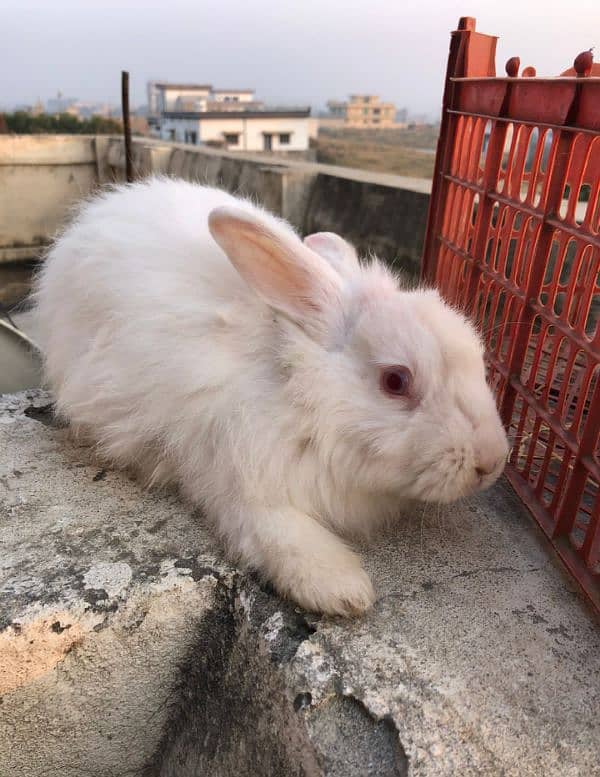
[34,177,509,616]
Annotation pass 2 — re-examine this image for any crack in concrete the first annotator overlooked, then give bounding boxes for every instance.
[140,571,408,777]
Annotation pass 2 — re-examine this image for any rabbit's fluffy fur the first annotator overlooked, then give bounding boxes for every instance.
[34,178,508,615]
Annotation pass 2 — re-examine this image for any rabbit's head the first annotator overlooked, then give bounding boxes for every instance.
[209,206,509,504]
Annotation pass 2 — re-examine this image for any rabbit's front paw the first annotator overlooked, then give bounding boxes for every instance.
[236,506,376,618]
[286,561,376,617]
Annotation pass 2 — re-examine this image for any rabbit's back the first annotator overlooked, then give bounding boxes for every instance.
[36,179,251,352]
[34,179,281,472]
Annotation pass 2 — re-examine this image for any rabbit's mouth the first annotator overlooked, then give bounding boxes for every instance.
[474,461,506,492]
[405,457,504,504]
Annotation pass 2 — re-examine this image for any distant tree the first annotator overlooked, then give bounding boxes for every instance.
[0,114,8,133]
[83,114,123,133]
[4,112,122,134]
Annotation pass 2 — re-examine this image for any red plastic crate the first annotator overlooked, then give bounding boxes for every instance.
[423,18,600,611]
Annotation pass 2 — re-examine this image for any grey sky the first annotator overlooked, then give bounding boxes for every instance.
[2,0,598,116]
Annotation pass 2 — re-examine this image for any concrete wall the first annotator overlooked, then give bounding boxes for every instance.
[0,135,432,276]
[303,170,430,276]
[0,135,99,264]
[102,137,431,275]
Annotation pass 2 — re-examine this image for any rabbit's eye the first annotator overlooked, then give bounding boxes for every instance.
[380,366,412,397]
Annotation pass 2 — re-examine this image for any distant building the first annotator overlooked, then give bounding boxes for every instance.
[211,88,255,105]
[326,100,347,120]
[326,95,397,127]
[396,107,408,125]
[147,82,311,153]
[30,100,45,117]
[44,93,121,121]
[46,93,78,115]
[60,101,114,119]
[148,83,213,116]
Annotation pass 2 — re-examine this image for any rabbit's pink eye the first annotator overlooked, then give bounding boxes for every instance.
[380,366,412,397]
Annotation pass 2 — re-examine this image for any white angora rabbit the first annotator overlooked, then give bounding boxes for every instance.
[34,178,508,615]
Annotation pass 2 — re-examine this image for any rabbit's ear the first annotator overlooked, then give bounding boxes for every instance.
[303,232,359,276]
[209,206,343,331]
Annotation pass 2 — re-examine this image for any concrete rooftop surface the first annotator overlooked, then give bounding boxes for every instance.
[1,389,599,777]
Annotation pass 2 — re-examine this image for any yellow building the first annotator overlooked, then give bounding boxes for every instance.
[327,95,396,127]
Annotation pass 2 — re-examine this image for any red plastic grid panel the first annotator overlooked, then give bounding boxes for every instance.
[423,19,600,611]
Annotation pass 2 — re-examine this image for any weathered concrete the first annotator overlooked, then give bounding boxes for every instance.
[0,136,99,264]
[302,172,429,276]
[0,319,42,394]
[1,390,599,777]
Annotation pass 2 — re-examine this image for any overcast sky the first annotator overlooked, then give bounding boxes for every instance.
[2,0,598,116]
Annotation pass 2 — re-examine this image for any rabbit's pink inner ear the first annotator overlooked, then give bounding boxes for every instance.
[209,207,341,321]
[304,232,358,270]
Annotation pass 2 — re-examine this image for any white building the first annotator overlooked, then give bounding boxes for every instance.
[148,83,212,115]
[211,89,255,104]
[147,82,311,154]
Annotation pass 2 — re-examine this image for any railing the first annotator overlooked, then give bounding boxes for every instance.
[423,17,600,611]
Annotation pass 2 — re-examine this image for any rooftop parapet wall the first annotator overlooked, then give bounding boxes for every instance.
[1,390,599,776]
[0,135,431,276]
[0,135,99,263]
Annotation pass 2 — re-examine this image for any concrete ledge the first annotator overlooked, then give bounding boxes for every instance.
[1,391,599,776]
[0,135,97,166]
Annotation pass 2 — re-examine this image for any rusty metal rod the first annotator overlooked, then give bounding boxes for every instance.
[121,70,133,183]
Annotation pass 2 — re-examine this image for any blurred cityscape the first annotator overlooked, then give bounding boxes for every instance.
[1,84,439,178]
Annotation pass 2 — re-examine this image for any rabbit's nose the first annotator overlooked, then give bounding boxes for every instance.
[473,429,510,480]
[474,448,507,479]
[475,462,497,478]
